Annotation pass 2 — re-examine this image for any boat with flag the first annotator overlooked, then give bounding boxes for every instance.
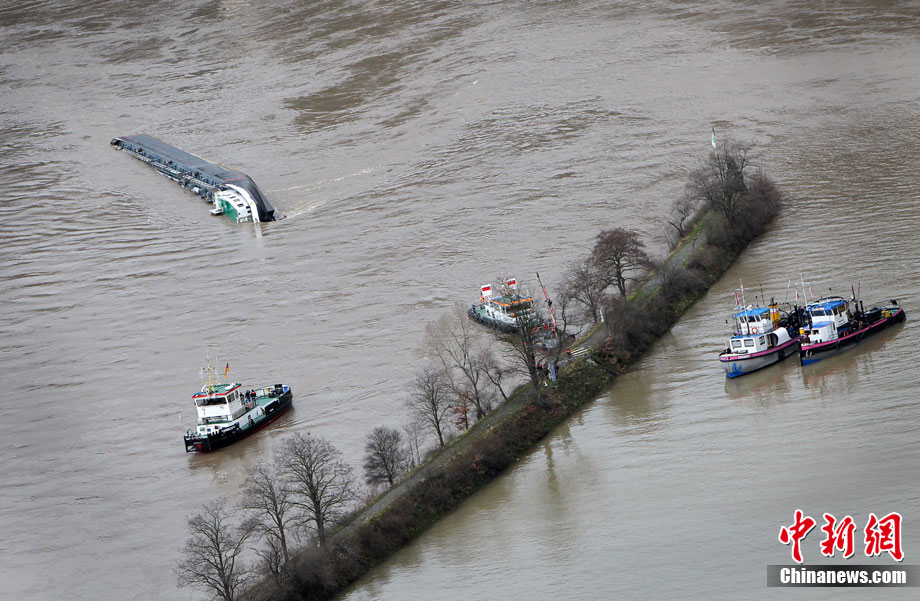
[719,304,803,378]
[798,292,905,365]
[468,278,539,333]
[719,281,803,378]
[184,361,293,453]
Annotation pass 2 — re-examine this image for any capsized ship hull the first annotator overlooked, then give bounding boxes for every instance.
[111,134,277,222]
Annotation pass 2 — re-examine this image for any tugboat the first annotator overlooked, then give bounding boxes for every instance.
[719,303,803,378]
[799,295,905,365]
[468,278,541,334]
[184,363,293,453]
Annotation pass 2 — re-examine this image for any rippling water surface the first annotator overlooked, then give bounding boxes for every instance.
[1,1,919,600]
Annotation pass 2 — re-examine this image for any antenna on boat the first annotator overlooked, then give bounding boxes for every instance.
[783,279,792,304]
[800,274,812,301]
[201,348,218,394]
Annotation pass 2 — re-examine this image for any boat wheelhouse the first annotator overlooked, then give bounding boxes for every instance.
[184,378,293,453]
[719,305,802,378]
[799,296,905,365]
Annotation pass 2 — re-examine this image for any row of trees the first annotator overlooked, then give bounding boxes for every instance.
[178,433,357,599]
[179,425,423,600]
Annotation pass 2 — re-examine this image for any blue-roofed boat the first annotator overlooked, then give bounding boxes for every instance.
[799,295,905,365]
[719,304,803,378]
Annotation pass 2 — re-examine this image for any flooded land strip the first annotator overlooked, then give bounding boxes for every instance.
[251,170,782,601]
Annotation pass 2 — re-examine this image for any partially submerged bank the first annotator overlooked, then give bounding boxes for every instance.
[250,147,783,601]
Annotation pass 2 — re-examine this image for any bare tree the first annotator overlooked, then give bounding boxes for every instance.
[276,433,357,546]
[665,193,699,245]
[408,366,453,447]
[363,425,409,487]
[425,304,496,421]
[687,138,751,224]
[564,257,608,324]
[240,464,297,566]
[177,499,255,601]
[494,286,546,398]
[590,227,651,297]
[545,279,576,366]
[252,535,285,583]
[402,419,424,468]
[480,350,511,402]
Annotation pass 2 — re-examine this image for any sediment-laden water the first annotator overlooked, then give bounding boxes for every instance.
[1,2,919,600]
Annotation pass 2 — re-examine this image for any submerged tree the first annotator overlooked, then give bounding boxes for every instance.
[590,227,651,298]
[276,432,357,546]
[177,499,255,601]
[363,425,409,487]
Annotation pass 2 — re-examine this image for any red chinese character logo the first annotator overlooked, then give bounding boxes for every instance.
[820,513,856,559]
[779,509,816,563]
[864,512,903,561]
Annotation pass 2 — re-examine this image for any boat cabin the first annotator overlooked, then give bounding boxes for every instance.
[732,306,780,336]
[192,382,253,435]
[805,297,849,329]
[213,188,256,223]
[478,281,535,324]
[800,321,838,345]
[728,333,770,355]
[490,294,534,316]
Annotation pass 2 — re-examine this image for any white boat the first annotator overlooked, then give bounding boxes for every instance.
[183,362,292,453]
[719,304,803,378]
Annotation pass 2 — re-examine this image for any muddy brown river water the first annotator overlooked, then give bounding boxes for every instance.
[1,2,919,600]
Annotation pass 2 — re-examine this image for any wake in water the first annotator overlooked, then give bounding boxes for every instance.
[267,165,379,220]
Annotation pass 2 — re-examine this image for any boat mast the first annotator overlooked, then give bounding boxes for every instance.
[202,351,217,394]
[800,274,812,302]
[734,279,749,335]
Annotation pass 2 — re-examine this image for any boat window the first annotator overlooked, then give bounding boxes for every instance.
[759,336,765,344]
[743,339,754,347]
[731,340,741,349]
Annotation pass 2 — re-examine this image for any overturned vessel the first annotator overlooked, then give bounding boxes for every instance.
[110,134,277,222]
